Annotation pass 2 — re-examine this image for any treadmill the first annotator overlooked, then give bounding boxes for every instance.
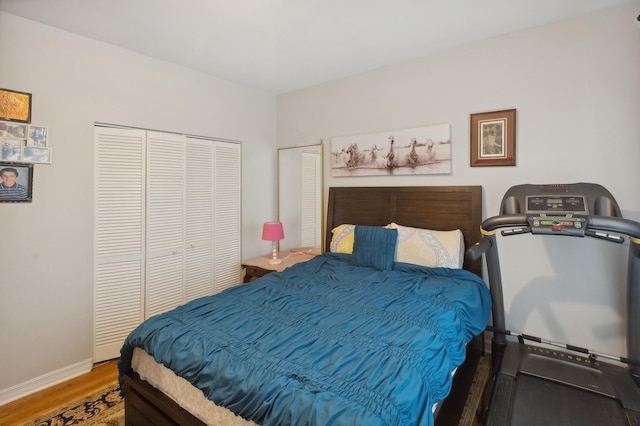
[467,183,640,425]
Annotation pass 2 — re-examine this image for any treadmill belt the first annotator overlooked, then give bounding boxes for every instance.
[510,374,626,425]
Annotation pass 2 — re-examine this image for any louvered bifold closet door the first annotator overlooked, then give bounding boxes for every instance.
[213,141,241,293]
[300,151,322,248]
[185,138,214,300]
[94,127,145,362]
[145,131,186,319]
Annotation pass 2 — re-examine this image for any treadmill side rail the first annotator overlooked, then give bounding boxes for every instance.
[485,374,517,426]
[628,240,640,384]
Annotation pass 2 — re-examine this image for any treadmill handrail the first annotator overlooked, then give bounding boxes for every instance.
[466,236,494,262]
[589,216,640,240]
[481,214,527,233]
[481,214,640,240]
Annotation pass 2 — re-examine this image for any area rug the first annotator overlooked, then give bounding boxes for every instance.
[20,382,124,426]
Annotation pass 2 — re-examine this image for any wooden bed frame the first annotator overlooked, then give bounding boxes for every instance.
[123,185,484,426]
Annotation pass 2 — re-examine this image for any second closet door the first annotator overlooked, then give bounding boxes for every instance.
[146,131,186,318]
[184,138,215,301]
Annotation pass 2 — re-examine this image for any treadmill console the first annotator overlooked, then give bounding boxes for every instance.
[526,195,589,236]
[494,183,627,241]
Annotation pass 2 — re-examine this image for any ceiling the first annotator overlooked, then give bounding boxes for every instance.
[0,0,630,94]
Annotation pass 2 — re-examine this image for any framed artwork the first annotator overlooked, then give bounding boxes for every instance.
[0,88,32,123]
[27,125,48,147]
[330,123,452,176]
[0,162,33,202]
[0,120,28,139]
[1,138,23,161]
[470,109,516,167]
[22,146,51,164]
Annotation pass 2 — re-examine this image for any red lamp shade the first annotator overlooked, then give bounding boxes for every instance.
[262,221,284,241]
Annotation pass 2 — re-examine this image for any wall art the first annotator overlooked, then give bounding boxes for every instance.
[0,120,28,139]
[0,162,33,202]
[330,124,451,177]
[470,109,516,167]
[27,125,48,147]
[0,88,32,123]
[1,138,23,161]
[22,146,51,164]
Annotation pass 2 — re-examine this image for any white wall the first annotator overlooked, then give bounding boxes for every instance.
[277,3,640,357]
[0,11,277,400]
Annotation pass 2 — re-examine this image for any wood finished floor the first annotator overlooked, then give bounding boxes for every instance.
[0,358,119,425]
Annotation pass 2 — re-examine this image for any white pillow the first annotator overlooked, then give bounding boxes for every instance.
[388,222,464,269]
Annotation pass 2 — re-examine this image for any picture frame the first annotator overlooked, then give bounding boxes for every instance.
[0,162,33,202]
[1,138,24,161]
[20,146,51,164]
[0,88,32,123]
[330,123,452,177]
[22,146,52,164]
[27,125,48,147]
[470,109,516,167]
[0,120,28,139]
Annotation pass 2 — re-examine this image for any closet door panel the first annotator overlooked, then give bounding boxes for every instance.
[185,244,213,300]
[301,151,322,248]
[94,260,143,361]
[185,138,214,300]
[146,253,184,318]
[213,142,241,293]
[145,131,186,318]
[94,127,145,362]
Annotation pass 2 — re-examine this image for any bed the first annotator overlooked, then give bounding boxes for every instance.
[119,185,490,426]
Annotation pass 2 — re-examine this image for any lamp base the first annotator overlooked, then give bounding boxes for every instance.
[269,241,281,265]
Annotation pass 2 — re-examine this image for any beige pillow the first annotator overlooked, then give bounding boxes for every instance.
[388,222,464,268]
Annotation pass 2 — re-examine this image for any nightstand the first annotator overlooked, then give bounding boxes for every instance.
[241,247,320,283]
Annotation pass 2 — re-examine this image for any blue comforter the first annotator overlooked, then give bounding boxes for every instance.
[119,253,491,426]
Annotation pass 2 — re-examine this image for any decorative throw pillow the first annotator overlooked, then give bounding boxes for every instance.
[389,222,464,268]
[351,225,398,271]
[330,224,356,254]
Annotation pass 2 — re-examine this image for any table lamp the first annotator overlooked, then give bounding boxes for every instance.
[262,221,285,264]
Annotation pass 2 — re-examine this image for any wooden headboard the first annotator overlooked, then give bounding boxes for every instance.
[325,186,483,277]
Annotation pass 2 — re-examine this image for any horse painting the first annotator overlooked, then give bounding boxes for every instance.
[330,124,451,176]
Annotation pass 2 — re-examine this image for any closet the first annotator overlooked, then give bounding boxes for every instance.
[93,126,241,362]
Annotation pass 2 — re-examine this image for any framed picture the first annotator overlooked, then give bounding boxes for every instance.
[22,146,51,164]
[1,138,23,161]
[470,109,516,167]
[330,123,452,177]
[20,146,51,164]
[0,120,28,139]
[27,125,48,147]
[0,88,32,123]
[0,162,33,202]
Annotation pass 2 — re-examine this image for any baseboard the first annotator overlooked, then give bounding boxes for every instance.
[0,358,93,405]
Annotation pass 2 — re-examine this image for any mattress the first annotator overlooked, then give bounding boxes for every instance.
[131,346,459,425]
[132,346,256,425]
